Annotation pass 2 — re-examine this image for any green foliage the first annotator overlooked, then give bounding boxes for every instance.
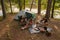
[0,0,60,11]
[56,0,60,3]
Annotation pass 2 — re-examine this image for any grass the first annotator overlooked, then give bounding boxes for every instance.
[54,18,60,21]
[0,16,3,21]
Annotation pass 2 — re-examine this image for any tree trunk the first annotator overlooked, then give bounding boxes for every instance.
[1,0,6,19]
[38,0,41,15]
[30,0,34,11]
[9,0,13,14]
[45,0,52,19]
[51,0,56,18]
[18,0,22,11]
[24,0,25,9]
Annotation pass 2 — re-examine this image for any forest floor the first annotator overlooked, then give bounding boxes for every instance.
[0,14,60,40]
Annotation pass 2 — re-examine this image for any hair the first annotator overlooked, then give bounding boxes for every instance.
[44,19,48,23]
[44,27,47,30]
[42,18,48,23]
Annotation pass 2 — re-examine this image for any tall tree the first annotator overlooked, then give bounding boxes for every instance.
[18,0,22,11]
[1,0,6,19]
[51,0,56,18]
[45,0,52,19]
[24,0,25,9]
[30,0,34,11]
[38,0,41,14]
[9,0,13,14]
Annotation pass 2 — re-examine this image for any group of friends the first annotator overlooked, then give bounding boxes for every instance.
[18,15,52,36]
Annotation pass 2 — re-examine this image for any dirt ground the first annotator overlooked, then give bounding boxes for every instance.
[0,14,60,40]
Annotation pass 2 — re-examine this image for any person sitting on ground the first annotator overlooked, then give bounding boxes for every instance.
[20,18,26,27]
[20,17,29,30]
[19,16,27,24]
[40,18,48,23]
[29,20,40,34]
[43,23,52,36]
[37,21,52,34]
[39,18,48,26]
[44,18,48,23]
[20,17,35,30]
[21,18,34,30]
